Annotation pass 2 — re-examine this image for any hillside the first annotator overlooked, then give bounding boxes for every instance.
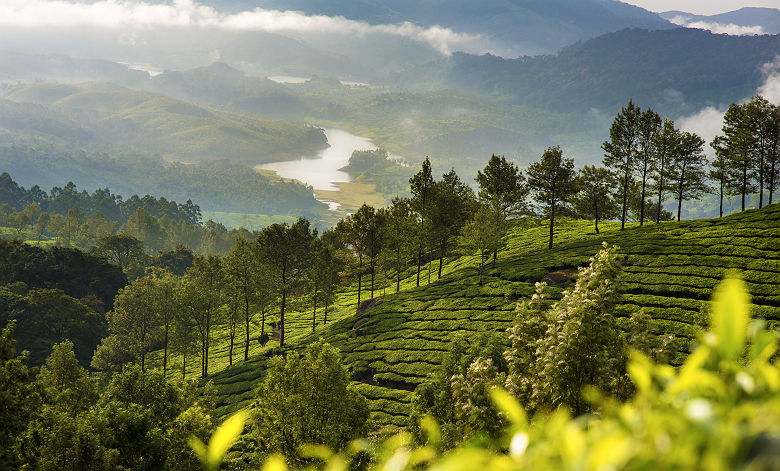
[1,83,327,164]
[442,28,780,115]
[184,204,780,429]
[203,0,672,55]
[661,8,780,34]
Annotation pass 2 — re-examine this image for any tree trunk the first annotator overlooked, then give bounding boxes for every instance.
[594,197,600,234]
[719,178,724,218]
[759,137,765,209]
[163,321,168,376]
[204,309,210,378]
[416,245,422,287]
[229,333,234,366]
[742,157,748,212]
[677,165,686,221]
[244,287,250,361]
[478,250,484,286]
[548,196,556,249]
[640,157,648,225]
[324,304,328,325]
[312,286,318,333]
[621,168,629,230]
[370,263,375,298]
[357,255,363,307]
[438,239,446,280]
[182,349,186,380]
[280,288,286,347]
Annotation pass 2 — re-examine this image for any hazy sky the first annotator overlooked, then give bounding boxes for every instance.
[621,0,780,15]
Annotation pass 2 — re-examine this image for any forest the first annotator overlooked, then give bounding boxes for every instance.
[0,94,779,470]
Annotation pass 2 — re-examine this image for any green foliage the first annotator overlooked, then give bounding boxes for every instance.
[251,341,369,462]
[526,146,578,249]
[241,276,780,471]
[190,411,248,471]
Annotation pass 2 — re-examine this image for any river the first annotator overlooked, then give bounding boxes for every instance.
[255,128,386,210]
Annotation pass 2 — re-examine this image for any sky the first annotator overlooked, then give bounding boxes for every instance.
[620,0,780,15]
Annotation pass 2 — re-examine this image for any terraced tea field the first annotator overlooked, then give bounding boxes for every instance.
[199,204,780,431]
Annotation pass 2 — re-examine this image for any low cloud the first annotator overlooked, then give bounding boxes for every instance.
[677,55,780,156]
[668,15,765,36]
[0,0,482,56]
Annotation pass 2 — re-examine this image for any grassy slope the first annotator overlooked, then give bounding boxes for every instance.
[160,204,780,431]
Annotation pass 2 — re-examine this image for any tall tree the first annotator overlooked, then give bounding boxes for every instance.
[340,205,375,307]
[223,237,259,361]
[527,146,579,249]
[409,157,435,287]
[309,238,339,332]
[91,233,146,274]
[384,198,416,293]
[255,218,314,347]
[721,102,758,211]
[475,154,528,261]
[186,254,224,377]
[430,169,475,279]
[636,108,662,225]
[603,99,641,229]
[669,131,709,221]
[763,102,780,205]
[574,166,618,234]
[710,135,730,218]
[743,96,773,208]
[459,203,506,286]
[653,119,678,223]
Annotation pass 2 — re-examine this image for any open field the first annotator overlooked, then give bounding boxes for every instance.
[138,204,780,430]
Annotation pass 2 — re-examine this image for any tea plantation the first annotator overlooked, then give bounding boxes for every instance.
[199,204,780,431]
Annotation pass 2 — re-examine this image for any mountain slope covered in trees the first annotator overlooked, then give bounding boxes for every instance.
[1,83,327,164]
[441,28,780,115]
[202,204,780,427]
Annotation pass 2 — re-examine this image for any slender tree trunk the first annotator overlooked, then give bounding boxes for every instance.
[280,288,286,347]
[719,178,724,218]
[312,286,318,333]
[163,321,168,376]
[357,255,363,307]
[677,165,686,221]
[621,167,629,230]
[548,195,556,249]
[229,332,234,366]
[416,248,421,287]
[478,249,484,286]
[261,305,265,336]
[655,152,665,224]
[759,138,765,209]
[438,239,446,280]
[324,304,328,325]
[640,157,648,225]
[204,309,210,378]
[244,289,250,361]
[742,157,748,212]
[594,197,600,234]
[182,349,186,380]
[370,262,375,298]
[141,350,145,374]
[396,252,402,293]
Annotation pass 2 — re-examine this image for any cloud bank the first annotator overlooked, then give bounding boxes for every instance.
[667,15,765,35]
[0,0,482,56]
[677,56,780,156]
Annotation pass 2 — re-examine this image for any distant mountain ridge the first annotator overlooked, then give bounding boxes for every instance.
[661,7,780,34]
[202,0,674,55]
[440,28,780,115]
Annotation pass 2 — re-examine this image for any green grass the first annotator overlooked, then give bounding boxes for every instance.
[147,204,780,432]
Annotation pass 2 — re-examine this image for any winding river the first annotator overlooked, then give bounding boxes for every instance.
[255,128,385,210]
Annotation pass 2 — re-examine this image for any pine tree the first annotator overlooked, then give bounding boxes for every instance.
[603,99,641,229]
[574,165,618,234]
[527,146,579,249]
[637,108,662,225]
[669,131,708,221]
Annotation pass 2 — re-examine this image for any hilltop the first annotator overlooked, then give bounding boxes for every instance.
[1,83,327,164]
[174,203,780,429]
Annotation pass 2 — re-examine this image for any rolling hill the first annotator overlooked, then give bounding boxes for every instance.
[1,83,327,164]
[154,203,780,430]
[203,0,672,55]
[440,27,780,115]
[661,7,780,35]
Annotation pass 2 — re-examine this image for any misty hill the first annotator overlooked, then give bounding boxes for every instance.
[1,83,327,164]
[148,63,310,120]
[441,28,780,115]
[203,0,672,55]
[661,7,780,34]
[0,51,148,85]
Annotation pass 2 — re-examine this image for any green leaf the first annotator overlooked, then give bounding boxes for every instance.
[190,410,247,470]
[711,275,750,361]
[489,387,526,427]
